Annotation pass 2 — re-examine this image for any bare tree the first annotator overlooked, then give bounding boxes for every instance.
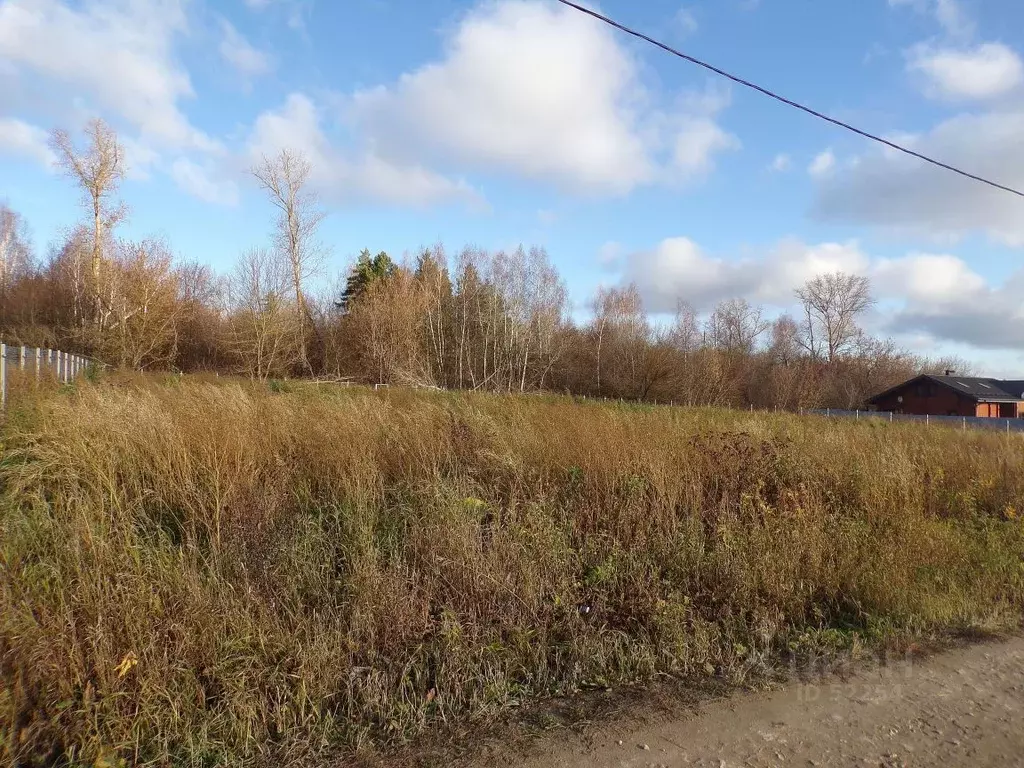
[452,248,484,389]
[415,245,453,387]
[706,298,769,354]
[759,314,820,410]
[175,261,227,371]
[768,314,801,366]
[922,354,976,377]
[667,300,700,353]
[489,246,568,392]
[525,247,569,390]
[589,284,649,397]
[99,239,183,369]
[50,225,91,333]
[489,248,525,391]
[0,204,32,321]
[50,119,127,326]
[830,334,914,409]
[251,150,326,374]
[227,247,301,380]
[590,287,612,393]
[795,272,875,363]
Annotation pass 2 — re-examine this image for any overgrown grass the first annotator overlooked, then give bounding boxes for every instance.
[1,379,1023,766]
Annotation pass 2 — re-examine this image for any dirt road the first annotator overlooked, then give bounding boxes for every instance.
[510,636,1024,768]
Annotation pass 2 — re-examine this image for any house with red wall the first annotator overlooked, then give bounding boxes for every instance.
[868,374,1024,418]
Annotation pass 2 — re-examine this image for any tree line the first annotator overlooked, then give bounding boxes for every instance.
[0,119,967,409]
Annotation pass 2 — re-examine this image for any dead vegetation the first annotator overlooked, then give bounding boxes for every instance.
[1,378,1022,765]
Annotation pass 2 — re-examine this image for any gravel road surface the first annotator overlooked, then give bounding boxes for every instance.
[510,637,1024,767]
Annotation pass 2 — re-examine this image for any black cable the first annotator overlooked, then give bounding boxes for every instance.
[554,0,1024,199]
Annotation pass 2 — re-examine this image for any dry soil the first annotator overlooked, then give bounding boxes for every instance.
[499,636,1024,768]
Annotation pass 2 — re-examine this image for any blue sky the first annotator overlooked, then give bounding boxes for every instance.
[3,0,1024,370]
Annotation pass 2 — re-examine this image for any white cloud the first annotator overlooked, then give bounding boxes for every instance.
[247,94,325,164]
[120,136,161,180]
[933,0,973,37]
[854,3,1024,242]
[170,158,239,206]
[907,43,1023,100]
[246,93,482,208]
[598,241,625,268]
[872,253,986,302]
[808,149,835,177]
[675,7,698,36]
[870,250,1024,351]
[3,0,735,209]
[352,153,486,209]
[621,237,870,313]
[219,19,272,79]
[812,110,1024,244]
[880,261,1024,351]
[618,235,1024,353]
[670,116,738,178]
[0,0,216,152]
[348,0,735,195]
[0,116,56,166]
[242,0,307,30]
[770,153,791,172]
[888,0,974,38]
[621,237,984,315]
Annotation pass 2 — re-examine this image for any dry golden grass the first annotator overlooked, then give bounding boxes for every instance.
[1,378,1022,766]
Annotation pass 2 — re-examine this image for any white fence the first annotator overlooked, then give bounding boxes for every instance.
[0,342,94,411]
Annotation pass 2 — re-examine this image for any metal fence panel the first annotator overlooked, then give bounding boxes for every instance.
[0,345,102,412]
[809,409,1024,433]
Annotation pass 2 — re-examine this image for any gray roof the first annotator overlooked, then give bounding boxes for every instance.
[928,375,1023,401]
[997,380,1024,398]
[871,374,1024,404]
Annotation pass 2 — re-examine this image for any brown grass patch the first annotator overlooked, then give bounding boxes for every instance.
[1,380,1022,765]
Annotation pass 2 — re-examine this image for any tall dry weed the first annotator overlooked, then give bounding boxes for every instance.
[1,381,1022,765]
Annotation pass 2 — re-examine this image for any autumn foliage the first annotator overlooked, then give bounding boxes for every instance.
[0,121,972,413]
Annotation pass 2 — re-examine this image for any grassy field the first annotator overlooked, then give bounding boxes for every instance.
[1,376,1023,766]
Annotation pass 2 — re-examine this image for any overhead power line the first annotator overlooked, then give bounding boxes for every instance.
[554,0,1024,200]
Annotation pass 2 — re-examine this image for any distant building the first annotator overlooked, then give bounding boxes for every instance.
[868,373,1024,418]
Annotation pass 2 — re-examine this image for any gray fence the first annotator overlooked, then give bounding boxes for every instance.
[0,342,95,410]
[809,408,1024,433]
